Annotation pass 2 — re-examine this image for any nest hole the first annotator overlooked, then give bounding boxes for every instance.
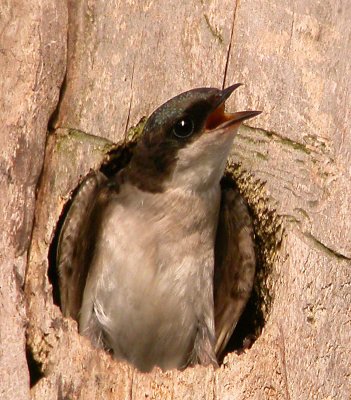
[48,137,281,366]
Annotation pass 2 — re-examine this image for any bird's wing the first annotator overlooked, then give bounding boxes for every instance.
[57,170,108,320]
[214,181,256,357]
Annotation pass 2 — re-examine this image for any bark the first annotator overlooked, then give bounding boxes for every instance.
[1,0,350,399]
[0,1,66,399]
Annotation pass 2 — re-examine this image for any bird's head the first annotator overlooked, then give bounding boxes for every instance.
[128,85,261,192]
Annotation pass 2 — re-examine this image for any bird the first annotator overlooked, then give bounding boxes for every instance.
[57,84,260,372]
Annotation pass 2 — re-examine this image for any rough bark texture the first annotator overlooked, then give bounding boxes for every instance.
[1,0,350,399]
[0,1,67,399]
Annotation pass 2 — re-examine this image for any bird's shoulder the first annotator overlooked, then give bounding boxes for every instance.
[57,169,122,319]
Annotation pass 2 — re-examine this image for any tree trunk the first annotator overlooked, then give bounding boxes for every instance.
[1,1,350,399]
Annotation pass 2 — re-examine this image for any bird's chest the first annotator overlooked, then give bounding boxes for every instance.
[91,186,221,370]
[97,187,220,312]
[130,187,220,279]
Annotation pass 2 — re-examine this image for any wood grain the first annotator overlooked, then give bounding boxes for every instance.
[1,0,350,398]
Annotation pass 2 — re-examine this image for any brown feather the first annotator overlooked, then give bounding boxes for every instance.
[214,183,256,357]
[57,171,108,319]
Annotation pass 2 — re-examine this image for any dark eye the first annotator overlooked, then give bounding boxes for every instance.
[172,117,194,138]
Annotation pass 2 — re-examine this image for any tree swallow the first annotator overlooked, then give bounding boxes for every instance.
[57,84,260,372]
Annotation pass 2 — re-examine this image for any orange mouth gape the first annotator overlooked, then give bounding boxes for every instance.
[205,103,234,130]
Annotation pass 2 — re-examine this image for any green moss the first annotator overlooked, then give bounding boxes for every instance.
[125,116,147,142]
[294,207,310,221]
[54,118,149,179]
[255,152,269,161]
[304,233,351,261]
[55,128,114,155]
[280,136,311,154]
[241,125,311,155]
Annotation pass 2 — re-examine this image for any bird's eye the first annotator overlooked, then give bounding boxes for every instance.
[172,117,194,138]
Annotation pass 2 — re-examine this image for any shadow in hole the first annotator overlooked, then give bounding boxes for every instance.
[26,344,44,388]
[216,175,267,363]
[48,141,269,364]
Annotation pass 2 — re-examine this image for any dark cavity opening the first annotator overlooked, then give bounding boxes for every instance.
[216,229,269,359]
[26,343,44,388]
[49,131,278,366]
[217,165,282,361]
[215,173,272,362]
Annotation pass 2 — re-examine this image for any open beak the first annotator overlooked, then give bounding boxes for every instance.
[205,84,262,130]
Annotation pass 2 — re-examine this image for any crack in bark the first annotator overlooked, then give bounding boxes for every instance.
[303,232,351,261]
[278,214,350,261]
[25,342,44,388]
[33,24,44,92]
[124,59,136,143]
[25,18,69,285]
[203,14,224,43]
[129,368,135,400]
[212,372,217,400]
[287,7,295,54]
[278,326,292,400]
[47,21,69,131]
[222,0,239,89]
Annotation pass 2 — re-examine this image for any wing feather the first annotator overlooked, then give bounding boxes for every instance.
[214,183,256,357]
[57,171,107,319]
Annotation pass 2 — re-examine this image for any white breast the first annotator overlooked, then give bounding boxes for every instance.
[80,182,221,371]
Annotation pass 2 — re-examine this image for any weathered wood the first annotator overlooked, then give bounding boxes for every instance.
[0,1,67,399]
[54,0,235,141]
[2,0,351,398]
[225,0,351,259]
